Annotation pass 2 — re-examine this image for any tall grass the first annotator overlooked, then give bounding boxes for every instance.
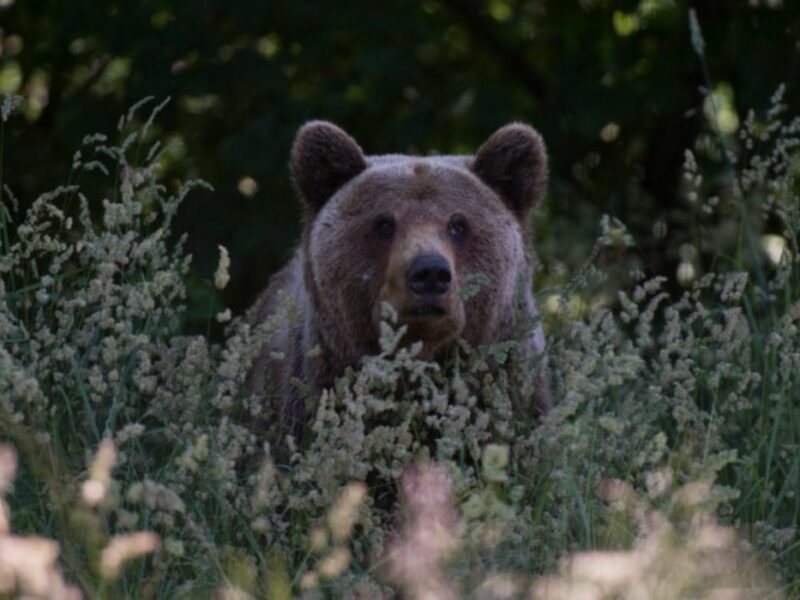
[0,79,798,598]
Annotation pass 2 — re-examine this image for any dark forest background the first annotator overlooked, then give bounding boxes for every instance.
[2,0,798,329]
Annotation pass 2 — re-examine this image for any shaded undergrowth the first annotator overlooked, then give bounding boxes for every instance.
[0,87,798,598]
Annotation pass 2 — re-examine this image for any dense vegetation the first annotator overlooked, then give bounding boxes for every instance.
[0,1,799,598]
[2,0,799,321]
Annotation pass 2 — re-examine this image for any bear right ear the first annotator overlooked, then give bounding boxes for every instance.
[291,121,367,214]
[471,123,548,221]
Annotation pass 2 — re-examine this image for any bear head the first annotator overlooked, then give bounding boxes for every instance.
[291,121,547,361]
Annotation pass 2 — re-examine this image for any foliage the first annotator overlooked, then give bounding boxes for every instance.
[1,0,799,326]
[1,77,799,598]
[1,5,800,596]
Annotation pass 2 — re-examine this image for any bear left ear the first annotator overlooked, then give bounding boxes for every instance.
[471,123,548,220]
[291,120,367,215]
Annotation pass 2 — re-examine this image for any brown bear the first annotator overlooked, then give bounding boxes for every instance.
[247,121,550,447]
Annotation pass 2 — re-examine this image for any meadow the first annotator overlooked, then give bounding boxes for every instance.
[1,16,800,600]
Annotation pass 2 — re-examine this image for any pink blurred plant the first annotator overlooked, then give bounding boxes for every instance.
[385,461,463,600]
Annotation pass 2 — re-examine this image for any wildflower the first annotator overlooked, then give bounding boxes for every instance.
[317,547,351,580]
[100,532,160,579]
[215,245,231,289]
[0,536,81,599]
[386,462,462,599]
[482,444,510,483]
[0,445,16,496]
[81,439,117,506]
[299,571,319,591]
[327,482,367,542]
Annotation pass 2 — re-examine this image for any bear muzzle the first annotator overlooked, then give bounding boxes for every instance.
[376,235,465,353]
[402,252,454,321]
[407,253,452,299]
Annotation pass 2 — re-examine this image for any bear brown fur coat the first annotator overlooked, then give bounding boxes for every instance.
[246,121,550,447]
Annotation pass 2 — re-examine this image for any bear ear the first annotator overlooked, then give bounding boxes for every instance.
[291,121,367,214]
[471,123,548,220]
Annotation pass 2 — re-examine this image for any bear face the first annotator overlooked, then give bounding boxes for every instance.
[247,121,549,447]
[292,121,547,362]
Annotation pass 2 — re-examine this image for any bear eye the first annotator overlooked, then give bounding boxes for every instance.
[448,214,468,240]
[374,215,396,241]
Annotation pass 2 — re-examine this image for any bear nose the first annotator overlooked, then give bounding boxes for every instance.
[407,254,452,297]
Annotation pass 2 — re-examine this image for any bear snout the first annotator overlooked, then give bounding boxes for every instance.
[407,253,452,298]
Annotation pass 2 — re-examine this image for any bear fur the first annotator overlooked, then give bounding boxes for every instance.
[247,121,550,447]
